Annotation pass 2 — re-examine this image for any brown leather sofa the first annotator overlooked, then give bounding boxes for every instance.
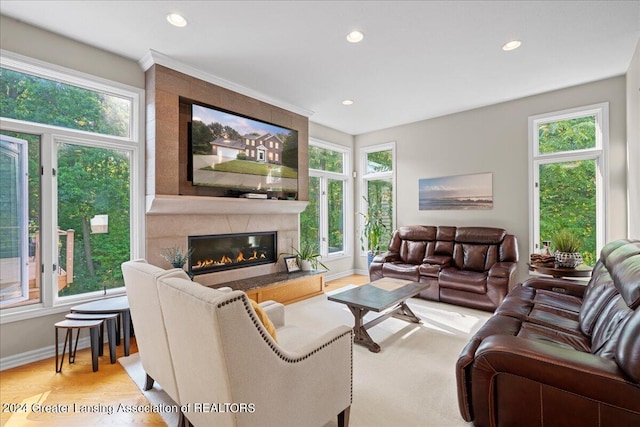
[456,239,640,426]
[369,226,518,312]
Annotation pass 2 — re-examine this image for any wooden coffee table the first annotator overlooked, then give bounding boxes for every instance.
[327,278,430,353]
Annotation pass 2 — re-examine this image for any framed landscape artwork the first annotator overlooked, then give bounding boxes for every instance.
[419,172,493,210]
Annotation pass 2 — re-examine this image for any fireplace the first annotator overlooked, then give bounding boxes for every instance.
[188,231,277,276]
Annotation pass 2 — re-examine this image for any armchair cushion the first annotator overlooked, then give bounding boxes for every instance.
[250,299,278,342]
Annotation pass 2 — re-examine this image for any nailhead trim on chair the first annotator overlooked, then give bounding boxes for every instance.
[218,295,354,365]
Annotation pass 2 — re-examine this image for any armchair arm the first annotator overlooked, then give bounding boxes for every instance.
[522,276,588,298]
[471,335,640,425]
[259,300,285,328]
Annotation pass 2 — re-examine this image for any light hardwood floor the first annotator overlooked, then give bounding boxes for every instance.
[0,274,369,427]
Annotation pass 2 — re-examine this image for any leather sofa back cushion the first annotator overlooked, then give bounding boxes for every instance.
[401,240,427,264]
[579,270,618,336]
[590,295,633,358]
[397,225,436,241]
[612,255,640,309]
[434,240,454,256]
[455,227,506,244]
[454,244,497,272]
[616,309,640,383]
[436,226,456,242]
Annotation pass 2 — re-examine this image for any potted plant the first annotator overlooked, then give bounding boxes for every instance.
[360,198,387,265]
[281,241,328,272]
[160,245,193,269]
[552,229,583,268]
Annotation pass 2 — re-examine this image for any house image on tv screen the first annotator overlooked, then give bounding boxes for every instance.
[189,103,299,196]
[210,132,284,164]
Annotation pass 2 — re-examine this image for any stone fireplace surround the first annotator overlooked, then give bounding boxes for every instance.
[144,64,310,286]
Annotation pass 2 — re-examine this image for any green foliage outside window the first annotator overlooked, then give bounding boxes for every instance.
[1,67,130,138]
[538,116,597,266]
[1,67,132,298]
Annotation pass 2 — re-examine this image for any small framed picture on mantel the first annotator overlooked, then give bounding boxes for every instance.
[284,256,300,273]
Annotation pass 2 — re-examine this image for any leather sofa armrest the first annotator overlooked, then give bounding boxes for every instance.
[522,276,588,298]
[488,261,517,278]
[471,335,640,424]
[373,251,400,263]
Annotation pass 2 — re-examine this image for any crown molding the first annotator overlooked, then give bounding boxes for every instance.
[139,49,314,118]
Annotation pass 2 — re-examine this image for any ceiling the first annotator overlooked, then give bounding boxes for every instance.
[1,1,639,135]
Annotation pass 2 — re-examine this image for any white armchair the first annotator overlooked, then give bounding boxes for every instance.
[121,260,187,400]
[157,275,353,427]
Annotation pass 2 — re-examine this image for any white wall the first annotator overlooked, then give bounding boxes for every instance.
[308,122,356,280]
[0,16,145,365]
[354,77,629,282]
[0,15,144,88]
[627,40,640,239]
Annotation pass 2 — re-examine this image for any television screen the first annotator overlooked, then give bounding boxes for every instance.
[190,103,298,198]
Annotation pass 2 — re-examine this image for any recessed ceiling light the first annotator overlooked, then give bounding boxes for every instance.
[167,13,188,27]
[502,40,522,51]
[346,30,364,43]
[342,99,354,106]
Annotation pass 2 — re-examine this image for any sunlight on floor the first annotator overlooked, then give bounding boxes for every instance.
[4,390,51,427]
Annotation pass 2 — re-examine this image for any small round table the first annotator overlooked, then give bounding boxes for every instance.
[527,263,592,279]
[70,295,131,356]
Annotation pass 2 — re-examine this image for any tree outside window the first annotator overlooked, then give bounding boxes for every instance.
[530,105,607,267]
[361,144,395,256]
[1,58,140,310]
[300,142,350,258]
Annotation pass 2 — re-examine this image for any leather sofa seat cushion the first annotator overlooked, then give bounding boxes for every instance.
[423,254,451,265]
[381,263,420,281]
[517,322,591,352]
[439,269,487,294]
[533,290,582,315]
[524,308,582,336]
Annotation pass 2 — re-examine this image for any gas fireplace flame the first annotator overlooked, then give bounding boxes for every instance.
[192,251,263,269]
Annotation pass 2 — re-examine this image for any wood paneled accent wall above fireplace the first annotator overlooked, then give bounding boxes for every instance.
[144,64,310,286]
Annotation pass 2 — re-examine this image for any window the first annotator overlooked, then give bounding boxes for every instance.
[360,143,395,255]
[0,53,143,317]
[529,104,608,267]
[300,140,351,258]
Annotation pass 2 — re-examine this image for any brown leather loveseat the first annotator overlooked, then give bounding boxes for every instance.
[456,239,640,426]
[369,226,518,312]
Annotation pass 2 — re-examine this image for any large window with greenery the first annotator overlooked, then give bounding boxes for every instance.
[360,143,395,257]
[300,140,350,258]
[0,54,142,314]
[529,104,608,267]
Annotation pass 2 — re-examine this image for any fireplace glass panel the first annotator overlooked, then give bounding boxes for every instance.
[189,231,277,275]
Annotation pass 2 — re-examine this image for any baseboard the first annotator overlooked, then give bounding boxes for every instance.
[324,269,358,282]
[0,336,92,371]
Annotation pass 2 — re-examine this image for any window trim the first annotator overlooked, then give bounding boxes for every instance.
[307,138,352,259]
[0,52,145,324]
[527,102,609,260]
[359,141,397,257]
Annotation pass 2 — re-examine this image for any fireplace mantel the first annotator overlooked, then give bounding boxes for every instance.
[146,195,308,215]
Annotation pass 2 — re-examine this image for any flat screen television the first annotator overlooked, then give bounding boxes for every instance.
[188,103,298,199]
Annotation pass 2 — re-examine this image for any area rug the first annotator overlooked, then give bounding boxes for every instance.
[120,292,490,426]
[118,353,179,427]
